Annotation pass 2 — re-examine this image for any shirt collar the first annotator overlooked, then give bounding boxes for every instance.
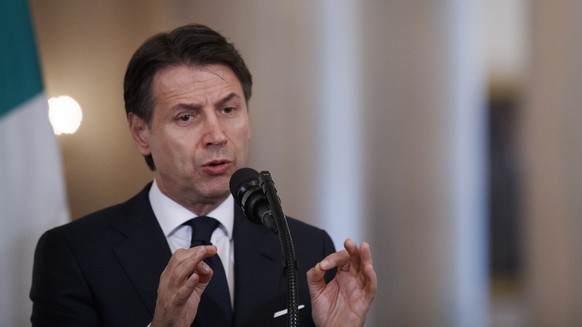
[149,179,234,240]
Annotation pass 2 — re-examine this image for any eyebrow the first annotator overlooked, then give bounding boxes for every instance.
[216,92,241,107]
[172,92,242,112]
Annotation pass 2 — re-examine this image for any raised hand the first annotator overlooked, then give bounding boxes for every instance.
[307,239,377,327]
[151,245,217,327]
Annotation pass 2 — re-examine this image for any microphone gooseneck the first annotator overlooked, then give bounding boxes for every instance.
[230,168,299,327]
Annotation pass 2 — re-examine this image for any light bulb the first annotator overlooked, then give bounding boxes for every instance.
[48,95,83,135]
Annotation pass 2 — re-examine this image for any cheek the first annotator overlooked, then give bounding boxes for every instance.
[150,133,189,165]
[235,127,251,164]
[233,116,251,139]
[234,124,251,148]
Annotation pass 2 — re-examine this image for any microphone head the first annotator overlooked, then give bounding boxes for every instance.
[230,167,264,224]
[229,167,260,200]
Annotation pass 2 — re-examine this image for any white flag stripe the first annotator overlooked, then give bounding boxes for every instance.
[0,94,69,323]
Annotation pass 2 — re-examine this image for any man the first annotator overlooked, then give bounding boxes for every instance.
[31,24,376,327]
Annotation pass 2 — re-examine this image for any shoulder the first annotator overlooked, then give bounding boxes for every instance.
[286,217,332,241]
[38,183,153,247]
[286,216,336,256]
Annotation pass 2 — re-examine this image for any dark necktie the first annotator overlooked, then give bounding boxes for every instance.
[185,216,233,327]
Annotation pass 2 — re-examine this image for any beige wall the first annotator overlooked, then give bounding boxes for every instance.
[521,0,582,324]
[30,0,159,218]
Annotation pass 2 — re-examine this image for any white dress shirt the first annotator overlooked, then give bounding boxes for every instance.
[148,179,235,304]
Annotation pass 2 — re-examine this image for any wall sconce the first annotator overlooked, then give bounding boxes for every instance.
[48,95,83,135]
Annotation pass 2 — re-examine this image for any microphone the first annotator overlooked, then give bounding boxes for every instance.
[229,167,277,233]
[230,167,300,326]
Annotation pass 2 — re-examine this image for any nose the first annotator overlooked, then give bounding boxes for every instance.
[202,114,227,147]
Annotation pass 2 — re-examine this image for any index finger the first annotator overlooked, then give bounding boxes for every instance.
[166,245,217,282]
[319,239,369,273]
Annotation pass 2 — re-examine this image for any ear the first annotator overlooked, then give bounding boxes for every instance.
[128,113,151,156]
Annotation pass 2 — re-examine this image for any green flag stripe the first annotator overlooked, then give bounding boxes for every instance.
[0,0,44,118]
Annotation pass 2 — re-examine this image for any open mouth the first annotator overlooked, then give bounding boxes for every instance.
[206,160,228,167]
[202,160,231,174]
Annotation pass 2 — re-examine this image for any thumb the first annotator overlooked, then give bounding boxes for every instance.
[307,261,327,296]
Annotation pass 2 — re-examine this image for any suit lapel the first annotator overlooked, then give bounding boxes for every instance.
[104,187,290,324]
[110,185,172,317]
[232,206,283,326]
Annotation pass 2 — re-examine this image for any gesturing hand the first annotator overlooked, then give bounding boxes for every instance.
[151,245,217,327]
[307,239,377,327]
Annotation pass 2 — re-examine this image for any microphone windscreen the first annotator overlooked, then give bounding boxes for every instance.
[229,167,260,199]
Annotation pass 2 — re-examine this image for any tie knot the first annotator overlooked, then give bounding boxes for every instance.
[185,216,220,247]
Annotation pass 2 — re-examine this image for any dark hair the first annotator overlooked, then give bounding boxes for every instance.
[123,24,253,170]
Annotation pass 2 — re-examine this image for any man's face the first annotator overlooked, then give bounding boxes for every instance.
[130,64,251,210]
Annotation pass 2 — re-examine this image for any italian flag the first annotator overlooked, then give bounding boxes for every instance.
[0,0,69,324]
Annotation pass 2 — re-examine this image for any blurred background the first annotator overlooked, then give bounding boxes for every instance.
[7,0,581,325]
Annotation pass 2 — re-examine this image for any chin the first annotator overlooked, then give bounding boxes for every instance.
[205,180,230,198]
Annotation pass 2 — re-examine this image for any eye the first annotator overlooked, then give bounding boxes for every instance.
[221,107,235,114]
[177,114,192,122]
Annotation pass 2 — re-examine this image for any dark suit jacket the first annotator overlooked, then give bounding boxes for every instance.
[30,183,336,326]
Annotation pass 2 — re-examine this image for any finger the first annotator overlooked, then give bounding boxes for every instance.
[195,260,214,284]
[365,263,378,295]
[164,246,217,287]
[158,248,191,288]
[343,238,362,272]
[174,246,217,278]
[360,242,378,294]
[172,255,215,306]
[175,271,201,306]
[184,245,218,263]
[318,249,349,271]
[306,261,327,295]
[307,261,325,283]
[359,242,373,267]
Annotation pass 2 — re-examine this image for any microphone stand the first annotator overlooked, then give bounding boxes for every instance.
[259,171,299,327]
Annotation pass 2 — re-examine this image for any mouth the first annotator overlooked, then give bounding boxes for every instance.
[202,159,232,174]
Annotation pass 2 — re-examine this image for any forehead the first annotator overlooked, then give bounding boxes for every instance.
[152,64,244,101]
